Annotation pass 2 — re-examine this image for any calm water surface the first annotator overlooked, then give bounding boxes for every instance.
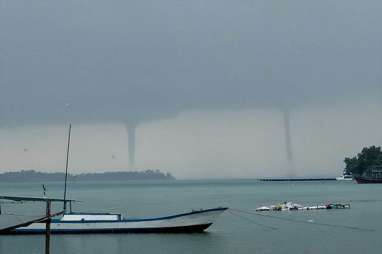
[0,180,381,254]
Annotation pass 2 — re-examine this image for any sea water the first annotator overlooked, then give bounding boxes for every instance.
[0,180,381,254]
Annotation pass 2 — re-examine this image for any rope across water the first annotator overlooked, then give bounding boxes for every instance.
[228,208,375,232]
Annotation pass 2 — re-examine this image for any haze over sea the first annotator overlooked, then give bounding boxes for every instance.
[1,179,381,254]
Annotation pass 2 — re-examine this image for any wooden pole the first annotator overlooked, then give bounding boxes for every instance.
[45,200,51,254]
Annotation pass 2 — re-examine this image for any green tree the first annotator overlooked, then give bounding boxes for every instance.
[344,156,359,174]
[344,146,382,175]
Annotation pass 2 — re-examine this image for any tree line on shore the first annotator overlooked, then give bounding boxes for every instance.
[0,169,175,182]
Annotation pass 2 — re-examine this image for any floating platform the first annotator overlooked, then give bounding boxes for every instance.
[256,202,350,212]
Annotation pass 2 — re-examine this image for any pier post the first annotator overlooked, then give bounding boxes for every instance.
[45,200,51,254]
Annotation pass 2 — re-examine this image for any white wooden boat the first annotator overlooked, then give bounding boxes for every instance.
[12,207,227,234]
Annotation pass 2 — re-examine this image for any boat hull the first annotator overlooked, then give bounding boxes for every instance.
[335,177,353,181]
[6,207,227,234]
[9,223,213,234]
[354,176,382,184]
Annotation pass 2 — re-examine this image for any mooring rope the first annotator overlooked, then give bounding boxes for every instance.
[227,210,278,230]
[230,208,375,232]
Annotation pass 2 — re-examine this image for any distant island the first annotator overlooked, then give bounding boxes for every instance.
[0,170,175,182]
[344,146,382,176]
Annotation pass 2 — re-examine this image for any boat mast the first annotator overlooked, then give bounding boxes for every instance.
[63,124,72,212]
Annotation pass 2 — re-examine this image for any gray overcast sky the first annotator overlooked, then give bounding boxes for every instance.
[0,0,381,177]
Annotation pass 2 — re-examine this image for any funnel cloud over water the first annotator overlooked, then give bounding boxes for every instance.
[125,122,136,169]
[283,110,295,177]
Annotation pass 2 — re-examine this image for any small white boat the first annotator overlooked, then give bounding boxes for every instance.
[255,206,270,211]
[336,175,353,181]
[12,207,227,234]
[336,170,353,181]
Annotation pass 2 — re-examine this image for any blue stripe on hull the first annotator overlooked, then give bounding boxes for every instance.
[8,223,213,234]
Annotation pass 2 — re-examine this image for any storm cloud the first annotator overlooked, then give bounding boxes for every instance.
[1,0,381,123]
[0,0,381,176]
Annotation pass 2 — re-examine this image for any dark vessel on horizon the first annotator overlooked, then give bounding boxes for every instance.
[354,166,382,184]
